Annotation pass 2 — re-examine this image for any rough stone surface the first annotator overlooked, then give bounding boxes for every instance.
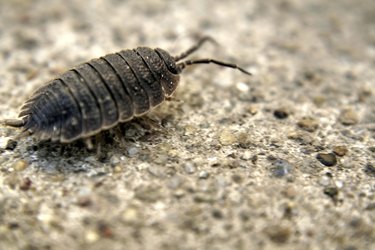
[0,0,374,250]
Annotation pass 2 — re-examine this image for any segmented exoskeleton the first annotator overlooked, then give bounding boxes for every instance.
[3,37,251,144]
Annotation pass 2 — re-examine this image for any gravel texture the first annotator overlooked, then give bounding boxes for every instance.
[0,0,374,249]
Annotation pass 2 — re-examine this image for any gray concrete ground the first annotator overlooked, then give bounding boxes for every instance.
[0,0,374,249]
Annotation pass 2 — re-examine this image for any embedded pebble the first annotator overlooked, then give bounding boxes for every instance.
[264,225,291,244]
[333,146,348,157]
[19,177,32,191]
[12,160,28,171]
[316,153,337,166]
[198,171,209,179]
[365,164,375,177]
[134,185,164,202]
[183,162,196,174]
[122,207,140,223]
[247,105,258,115]
[297,117,319,132]
[339,108,359,125]
[237,132,252,148]
[274,109,289,119]
[236,82,249,92]
[85,231,99,243]
[5,139,17,150]
[109,155,120,166]
[272,159,293,177]
[323,186,339,200]
[127,147,139,157]
[219,129,237,146]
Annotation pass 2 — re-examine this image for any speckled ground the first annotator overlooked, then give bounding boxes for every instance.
[0,0,374,249]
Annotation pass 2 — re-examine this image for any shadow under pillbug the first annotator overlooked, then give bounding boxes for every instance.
[3,37,251,145]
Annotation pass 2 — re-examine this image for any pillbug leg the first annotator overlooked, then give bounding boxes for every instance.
[2,119,26,127]
[173,36,218,62]
[177,59,252,76]
[14,130,33,140]
[113,126,127,147]
[58,144,65,157]
[83,137,94,151]
[165,96,182,103]
[95,133,107,162]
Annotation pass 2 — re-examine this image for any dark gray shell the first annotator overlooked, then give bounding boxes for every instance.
[18,47,180,143]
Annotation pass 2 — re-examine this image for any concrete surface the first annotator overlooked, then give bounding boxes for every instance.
[0,0,374,249]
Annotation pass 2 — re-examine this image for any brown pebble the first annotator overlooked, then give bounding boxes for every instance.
[264,225,291,244]
[12,160,29,171]
[237,132,252,148]
[297,117,319,132]
[19,177,32,191]
[339,108,359,125]
[247,105,258,115]
[333,146,348,157]
[97,222,113,238]
[77,197,93,207]
[316,153,337,166]
[283,186,297,199]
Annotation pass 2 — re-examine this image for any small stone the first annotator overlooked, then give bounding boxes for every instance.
[113,165,122,173]
[333,146,348,157]
[365,203,375,210]
[183,162,196,174]
[283,186,297,199]
[212,209,224,219]
[77,197,92,207]
[272,159,293,177]
[231,174,243,183]
[318,175,331,187]
[273,109,289,119]
[5,139,17,150]
[122,207,140,223]
[19,177,32,191]
[109,155,120,166]
[237,132,252,148]
[339,108,359,125]
[97,222,113,238]
[364,164,375,177]
[134,185,163,202]
[236,82,249,92]
[219,129,237,146]
[324,186,339,200]
[12,160,28,171]
[312,96,326,107]
[127,147,138,157]
[247,105,258,115]
[297,117,319,132]
[287,131,314,144]
[316,153,337,166]
[85,231,99,243]
[198,171,209,179]
[264,225,291,244]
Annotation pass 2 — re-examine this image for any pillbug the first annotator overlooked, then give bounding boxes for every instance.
[3,37,251,145]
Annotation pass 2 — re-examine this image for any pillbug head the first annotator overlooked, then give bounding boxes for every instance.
[154,48,180,96]
[155,48,180,74]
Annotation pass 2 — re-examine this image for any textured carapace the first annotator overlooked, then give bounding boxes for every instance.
[3,37,251,143]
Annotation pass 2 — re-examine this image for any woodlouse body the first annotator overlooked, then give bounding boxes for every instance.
[4,37,251,144]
